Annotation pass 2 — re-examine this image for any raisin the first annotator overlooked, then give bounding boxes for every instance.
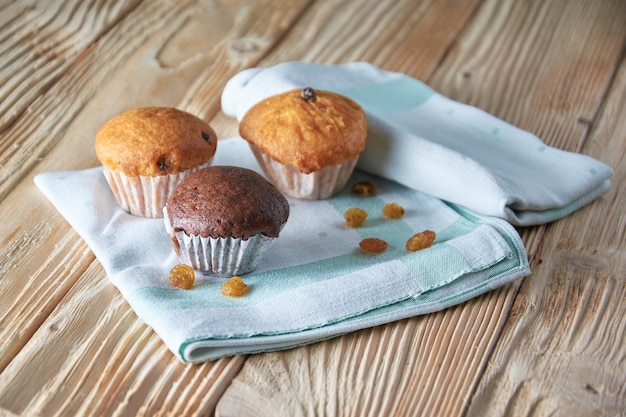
[169,264,195,289]
[383,202,405,219]
[201,131,212,144]
[221,276,249,297]
[157,155,171,172]
[406,230,436,252]
[301,87,316,102]
[344,207,368,227]
[352,180,377,196]
[359,237,388,253]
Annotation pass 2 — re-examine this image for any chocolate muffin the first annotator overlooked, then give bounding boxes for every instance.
[95,107,217,217]
[239,87,367,199]
[164,166,289,276]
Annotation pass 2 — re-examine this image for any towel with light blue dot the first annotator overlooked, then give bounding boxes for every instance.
[222,62,613,226]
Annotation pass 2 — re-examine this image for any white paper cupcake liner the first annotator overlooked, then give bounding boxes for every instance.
[103,160,213,218]
[249,144,358,199]
[163,207,276,276]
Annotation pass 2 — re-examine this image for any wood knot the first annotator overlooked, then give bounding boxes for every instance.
[230,39,260,54]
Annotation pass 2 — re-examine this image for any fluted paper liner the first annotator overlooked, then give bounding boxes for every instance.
[103,160,213,218]
[250,144,358,199]
[163,207,277,276]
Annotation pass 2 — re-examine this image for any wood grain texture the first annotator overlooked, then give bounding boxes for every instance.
[0,261,246,417]
[177,0,314,121]
[1,0,624,416]
[0,0,145,199]
[216,289,518,417]
[0,0,142,133]
[429,0,626,143]
[466,48,626,417]
[0,145,101,372]
[258,0,483,81]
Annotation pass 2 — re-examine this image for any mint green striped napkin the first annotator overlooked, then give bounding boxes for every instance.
[222,62,612,226]
[35,138,529,362]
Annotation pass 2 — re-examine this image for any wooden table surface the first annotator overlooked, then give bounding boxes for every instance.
[1,1,625,416]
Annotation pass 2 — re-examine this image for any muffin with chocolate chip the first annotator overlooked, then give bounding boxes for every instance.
[95,107,217,217]
[164,166,289,276]
[239,87,367,199]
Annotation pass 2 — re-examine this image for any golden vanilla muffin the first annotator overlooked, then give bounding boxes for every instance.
[239,87,367,199]
[95,107,217,217]
[164,166,290,276]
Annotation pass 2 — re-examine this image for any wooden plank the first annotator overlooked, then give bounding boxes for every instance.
[0,204,94,371]
[429,0,626,147]
[258,0,480,77]
[216,291,517,417]
[0,262,246,417]
[466,49,626,417]
[215,0,626,416]
[0,0,144,199]
[0,0,311,415]
[0,0,142,132]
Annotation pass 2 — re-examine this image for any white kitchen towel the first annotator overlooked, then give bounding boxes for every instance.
[221,62,613,226]
[35,138,529,363]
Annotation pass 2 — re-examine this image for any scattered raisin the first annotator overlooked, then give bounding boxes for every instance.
[352,180,377,196]
[301,87,316,102]
[359,237,388,253]
[406,230,436,252]
[169,264,195,289]
[383,202,405,219]
[221,276,249,297]
[201,131,211,144]
[344,207,368,227]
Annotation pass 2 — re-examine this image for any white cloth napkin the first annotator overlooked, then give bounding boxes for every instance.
[35,138,529,363]
[221,62,613,226]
